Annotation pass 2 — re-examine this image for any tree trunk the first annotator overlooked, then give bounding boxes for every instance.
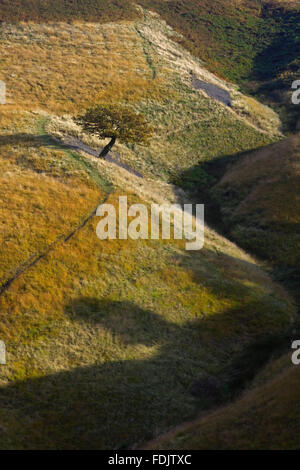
[99,136,116,158]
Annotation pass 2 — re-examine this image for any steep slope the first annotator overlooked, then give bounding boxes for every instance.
[0,5,297,450]
[0,10,278,179]
[209,134,300,298]
[144,352,300,450]
[1,0,298,132]
[0,107,295,449]
[139,0,300,133]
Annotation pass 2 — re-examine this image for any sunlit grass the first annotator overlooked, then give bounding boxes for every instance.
[0,22,167,114]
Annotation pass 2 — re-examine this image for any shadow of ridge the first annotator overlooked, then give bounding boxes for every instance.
[0,133,95,156]
[171,146,261,232]
[0,297,293,450]
[0,133,56,148]
[174,139,282,195]
[0,300,205,450]
[253,7,300,82]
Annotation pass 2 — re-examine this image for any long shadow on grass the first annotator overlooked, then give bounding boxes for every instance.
[174,140,300,301]
[0,133,57,148]
[0,300,209,449]
[0,133,98,156]
[0,133,93,155]
[0,296,293,449]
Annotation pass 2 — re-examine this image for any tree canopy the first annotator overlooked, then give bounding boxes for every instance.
[75,104,153,157]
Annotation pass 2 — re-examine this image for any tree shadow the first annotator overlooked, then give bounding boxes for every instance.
[0,132,96,156]
[0,133,145,178]
[0,133,57,148]
[0,300,219,449]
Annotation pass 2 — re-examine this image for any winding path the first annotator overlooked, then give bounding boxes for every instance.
[0,74,233,297]
[60,135,144,179]
[0,132,143,297]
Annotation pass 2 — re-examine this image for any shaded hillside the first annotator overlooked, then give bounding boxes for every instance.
[144,352,300,450]
[210,134,300,296]
[0,106,295,449]
[139,0,300,132]
[0,5,297,450]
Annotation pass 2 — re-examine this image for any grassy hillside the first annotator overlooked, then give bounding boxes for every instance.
[144,352,300,450]
[139,0,300,133]
[139,0,300,83]
[0,1,298,131]
[0,106,295,449]
[207,135,300,299]
[0,13,279,178]
[1,0,299,129]
[0,6,298,450]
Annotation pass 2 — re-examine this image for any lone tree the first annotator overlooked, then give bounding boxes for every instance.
[75,104,153,158]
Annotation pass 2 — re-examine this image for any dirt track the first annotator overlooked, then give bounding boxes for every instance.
[60,135,144,179]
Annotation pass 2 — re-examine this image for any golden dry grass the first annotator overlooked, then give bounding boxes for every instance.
[0,21,167,114]
[0,107,295,448]
[0,108,102,280]
[0,10,296,449]
[0,182,295,447]
[0,13,281,136]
